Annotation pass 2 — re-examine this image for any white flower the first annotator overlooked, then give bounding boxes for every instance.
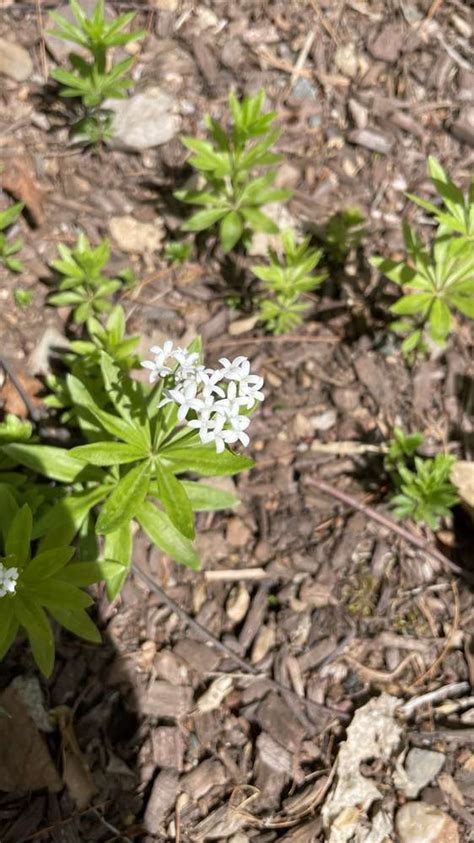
[0,563,19,598]
[167,382,202,422]
[213,381,247,418]
[171,348,200,368]
[225,413,251,447]
[218,356,251,381]
[238,374,265,409]
[141,340,175,382]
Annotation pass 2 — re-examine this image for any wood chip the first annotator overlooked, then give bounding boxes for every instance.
[257,692,306,753]
[152,727,186,771]
[180,759,227,799]
[144,768,179,833]
[142,681,193,719]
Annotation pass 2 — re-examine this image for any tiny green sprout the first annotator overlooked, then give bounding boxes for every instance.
[390,454,459,530]
[49,0,145,143]
[384,427,424,476]
[164,241,193,265]
[176,90,292,253]
[407,157,474,240]
[0,202,24,273]
[49,233,124,323]
[14,288,33,308]
[319,207,366,264]
[252,228,327,334]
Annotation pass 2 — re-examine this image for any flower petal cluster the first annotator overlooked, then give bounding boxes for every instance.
[141,344,264,452]
[0,562,19,598]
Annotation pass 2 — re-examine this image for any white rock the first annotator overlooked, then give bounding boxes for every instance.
[395,748,445,798]
[0,38,33,81]
[109,215,164,253]
[107,88,180,151]
[322,694,402,842]
[395,802,459,843]
[451,461,474,520]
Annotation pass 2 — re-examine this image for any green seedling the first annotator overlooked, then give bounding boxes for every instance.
[0,202,24,273]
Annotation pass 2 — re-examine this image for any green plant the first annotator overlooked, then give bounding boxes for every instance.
[164,241,193,265]
[49,0,145,143]
[3,342,263,602]
[318,207,366,264]
[384,427,424,478]
[48,233,124,323]
[407,157,474,240]
[14,289,33,308]
[0,202,24,273]
[252,228,327,334]
[390,453,459,530]
[372,159,474,356]
[0,492,121,676]
[176,90,291,253]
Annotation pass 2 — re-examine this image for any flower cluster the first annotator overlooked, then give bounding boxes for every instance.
[141,343,264,453]
[0,562,19,598]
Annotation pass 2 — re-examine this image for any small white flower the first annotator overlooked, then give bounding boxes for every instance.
[171,348,200,368]
[238,374,265,408]
[167,382,202,422]
[213,381,247,419]
[218,356,251,382]
[0,563,19,598]
[141,340,175,382]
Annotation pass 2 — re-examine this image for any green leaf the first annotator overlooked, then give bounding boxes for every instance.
[181,481,239,511]
[2,444,90,483]
[71,442,147,465]
[0,484,19,543]
[450,295,474,318]
[49,607,101,644]
[370,256,417,286]
[390,292,433,316]
[27,580,93,610]
[181,207,228,232]
[5,504,32,567]
[401,329,423,355]
[137,501,200,570]
[0,202,24,230]
[96,461,151,534]
[57,560,120,586]
[220,211,244,252]
[32,485,109,543]
[241,207,279,234]
[103,522,132,600]
[23,547,76,582]
[161,443,254,476]
[0,604,18,660]
[429,298,452,343]
[15,595,54,678]
[155,461,194,539]
[67,374,146,449]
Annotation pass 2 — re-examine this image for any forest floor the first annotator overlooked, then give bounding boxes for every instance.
[0,0,474,840]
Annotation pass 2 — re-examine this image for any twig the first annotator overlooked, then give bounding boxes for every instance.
[412,581,460,687]
[400,681,470,717]
[287,31,316,96]
[132,563,349,723]
[0,353,40,421]
[424,0,445,21]
[34,0,48,81]
[204,567,268,582]
[206,333,338,350]
[305,477,472,583]
[308,0,341,44]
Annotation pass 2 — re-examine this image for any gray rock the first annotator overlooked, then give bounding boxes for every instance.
[400,748,446,798]
[0,38,33,81]
[107,88,180,151]
[395,802,459,843]
[293,77,317,100]
[109,215,164,253]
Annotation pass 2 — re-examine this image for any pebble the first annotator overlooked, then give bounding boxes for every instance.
[401,748,446,798]
[395,802,459,843]
[226,517,252,548]
[451,106,474,148]
[450,461,474,520]
[310,409,337,432]
[335,42,359,79]
[107,88,180,151]
[292,77,317,100]
[0,38,33,81]
[109,215,164,254]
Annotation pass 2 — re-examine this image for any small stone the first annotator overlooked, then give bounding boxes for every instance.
[451,106,474,147]
[0,38,33,81]
[292,412,314,439]
[292,77,317,100]
[221,37,245,69]
[335,43,359,79]
[226,517,251,548]
[152,0,178,8]
[368,23,405,63]
[332,387,359,412]
[348,128,393,154]
[395,802,459,843]
[348,98,368,129]
[226,584,250,623]
[109,215,164,254]
[451,461,474,521]
[251,624,275,664]
[310,409,337,432]
[400,748,445,798]
[107,88,180,151]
